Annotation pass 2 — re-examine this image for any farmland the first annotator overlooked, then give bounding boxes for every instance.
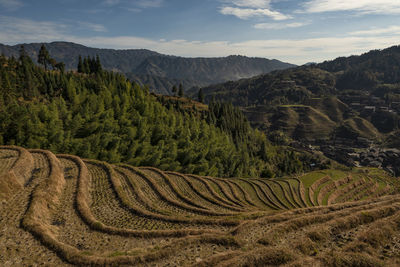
[1,145,400,266]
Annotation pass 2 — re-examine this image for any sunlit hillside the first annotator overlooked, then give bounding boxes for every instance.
[1,146,399,266]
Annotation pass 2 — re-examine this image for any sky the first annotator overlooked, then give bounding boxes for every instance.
[1,0,400,64]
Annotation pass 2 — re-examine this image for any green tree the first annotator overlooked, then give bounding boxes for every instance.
[49,58,57,70]
[19,45,28,62]
[77,56,84,73]
[198,88,204,103]
[171,85,177,96]
[178,83,184,97]
[38,44,50,70]
[83,57,90,74]
[55,62,65,73]
[95,55,102,73]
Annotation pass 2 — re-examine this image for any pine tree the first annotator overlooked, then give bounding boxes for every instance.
[19,45,28,61]
[198,88,204,103]
[171,85,177,96]
[89,57,95,73]
[178,83,184,97]
[38,45,50,70]
[83,57,90,74]
[95,55,102,74]
[77,55,84,73]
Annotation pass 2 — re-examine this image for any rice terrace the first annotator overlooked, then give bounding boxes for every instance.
[1,145,400,266]
[3,0,400,265]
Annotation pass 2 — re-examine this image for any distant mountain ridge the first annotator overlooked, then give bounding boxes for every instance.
[0,41,296,94]
[199,45,400,144]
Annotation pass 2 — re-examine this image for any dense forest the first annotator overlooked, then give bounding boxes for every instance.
[0,46,319,178]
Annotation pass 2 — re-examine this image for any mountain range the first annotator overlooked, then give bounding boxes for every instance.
[200,45,400,146]
[0,42,295,95]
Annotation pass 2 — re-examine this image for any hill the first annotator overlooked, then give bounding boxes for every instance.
[0,51,323,178]
[318,45,400,87]
[0,42,295,95]
[200,67,336,106]
[1,146,399,266]
[269,105,337,141]
[200,46,400,145]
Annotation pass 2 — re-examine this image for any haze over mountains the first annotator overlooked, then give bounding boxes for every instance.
[0,42,295,95]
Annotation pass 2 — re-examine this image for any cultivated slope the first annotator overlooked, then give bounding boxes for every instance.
[0,146,399,266]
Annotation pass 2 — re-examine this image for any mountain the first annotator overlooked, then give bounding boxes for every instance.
[132,55,294,91]
[318,45,400,82]
[0,41,159,72]
[0,42,295,95]
[318,45,400,91]
[200,45,400,145]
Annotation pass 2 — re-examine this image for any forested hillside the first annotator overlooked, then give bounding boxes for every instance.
[318,45,400,88]
[0,47,319,178]
[201,67,336,106]
[200,45,400,145]
[201,45,400,108]
[0,42,295,95]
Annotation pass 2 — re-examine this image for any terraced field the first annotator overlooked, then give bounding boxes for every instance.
[1,146,400,266]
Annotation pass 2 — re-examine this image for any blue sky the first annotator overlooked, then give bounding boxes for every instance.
[1,0,400,64]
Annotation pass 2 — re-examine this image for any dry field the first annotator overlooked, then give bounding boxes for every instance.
[1,145,400,266]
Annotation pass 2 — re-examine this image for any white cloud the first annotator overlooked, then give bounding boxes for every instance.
[126,7,142,13]
[254,22,308,30]
[350,26,400,36]
[219,0,290,20]
[102,0,163,10]
[303,0,400,15]
[78,22,107,32]
[103,0,120,5]
[0,0,23,10]
[136,0,163,8]
[0,16,68,42]
[220,7,291,20]
[0,16,107,42]
[222,0,271,8]
[2,16,400,65]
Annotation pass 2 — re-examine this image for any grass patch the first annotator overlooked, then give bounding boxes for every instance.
[300,171,327,188]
